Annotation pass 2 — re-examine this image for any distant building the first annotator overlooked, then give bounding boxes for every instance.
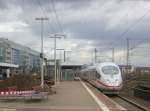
[47,60,82,81]
[0,38,41,72]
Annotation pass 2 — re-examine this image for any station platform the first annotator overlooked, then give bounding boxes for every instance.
[0,81,126,111]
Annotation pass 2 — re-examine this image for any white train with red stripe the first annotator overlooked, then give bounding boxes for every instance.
[80,62,123,94]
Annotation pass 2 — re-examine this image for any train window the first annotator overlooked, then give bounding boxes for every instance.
[102,66,119,75]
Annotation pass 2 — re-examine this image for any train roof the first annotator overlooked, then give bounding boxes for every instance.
[81,62,118,72]
[96,62,118,66]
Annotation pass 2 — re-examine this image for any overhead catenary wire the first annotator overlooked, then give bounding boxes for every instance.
[36,0,65,44]
[110,3,150,47]
[99,2,141,64]
[127,36,150,51]
[51,0,64,33]
[115,2,138,30]
[35,0,56,33]
[108,3,150,65]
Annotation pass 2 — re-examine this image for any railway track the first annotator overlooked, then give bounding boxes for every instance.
[84,80,150,111]
[109,95,150,111]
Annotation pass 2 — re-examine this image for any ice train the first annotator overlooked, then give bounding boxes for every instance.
[80,62,123,94]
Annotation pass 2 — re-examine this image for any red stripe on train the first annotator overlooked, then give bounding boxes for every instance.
[96,79,122,88]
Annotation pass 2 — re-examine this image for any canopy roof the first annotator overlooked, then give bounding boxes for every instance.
[0,62,19,68]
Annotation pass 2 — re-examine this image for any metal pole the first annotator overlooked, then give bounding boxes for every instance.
[56,49,64,62]
[39,20,44,88]
[44,58,48,76]
[49,34,65,84]
[35,17,48,88]
[54,35,57,84]
[59,51,61,82]
[127,38,130,66]
[126,38,130,74]
[55,49,64,82]
[112,48,114,62]
[94,48,97,63]
[64,50,71,62]
[64,51,66,62]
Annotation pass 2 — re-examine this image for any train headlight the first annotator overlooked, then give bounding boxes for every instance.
[106,80,110,84]
[115,79,120,84]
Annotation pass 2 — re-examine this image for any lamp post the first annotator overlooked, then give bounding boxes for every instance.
[35,17,49,88]
[56,49,65,82]
[49,34,65,84]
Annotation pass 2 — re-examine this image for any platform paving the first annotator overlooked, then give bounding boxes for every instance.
[0,81,102,111]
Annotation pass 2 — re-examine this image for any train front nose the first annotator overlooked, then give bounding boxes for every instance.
[106,79,119,85]
[105,79,122,88]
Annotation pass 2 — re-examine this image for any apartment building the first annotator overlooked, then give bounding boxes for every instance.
[0,38,40,69]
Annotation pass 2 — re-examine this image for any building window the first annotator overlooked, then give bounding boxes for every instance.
[11,48,20,65]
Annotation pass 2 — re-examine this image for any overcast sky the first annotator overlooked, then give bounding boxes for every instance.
[0,0,150,66]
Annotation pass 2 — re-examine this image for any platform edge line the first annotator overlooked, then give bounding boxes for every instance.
[79,79,110,111]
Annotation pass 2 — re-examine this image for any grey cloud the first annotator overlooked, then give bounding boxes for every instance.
[13,0,95,10]
[1,0,150,65]
[0,0,9,9]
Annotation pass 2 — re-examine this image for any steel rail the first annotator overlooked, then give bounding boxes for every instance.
[117,95,150,111]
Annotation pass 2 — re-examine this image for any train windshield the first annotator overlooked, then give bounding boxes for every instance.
[102,66,119,75]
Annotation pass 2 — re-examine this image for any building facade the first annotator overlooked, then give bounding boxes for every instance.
[0,38,41,72]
